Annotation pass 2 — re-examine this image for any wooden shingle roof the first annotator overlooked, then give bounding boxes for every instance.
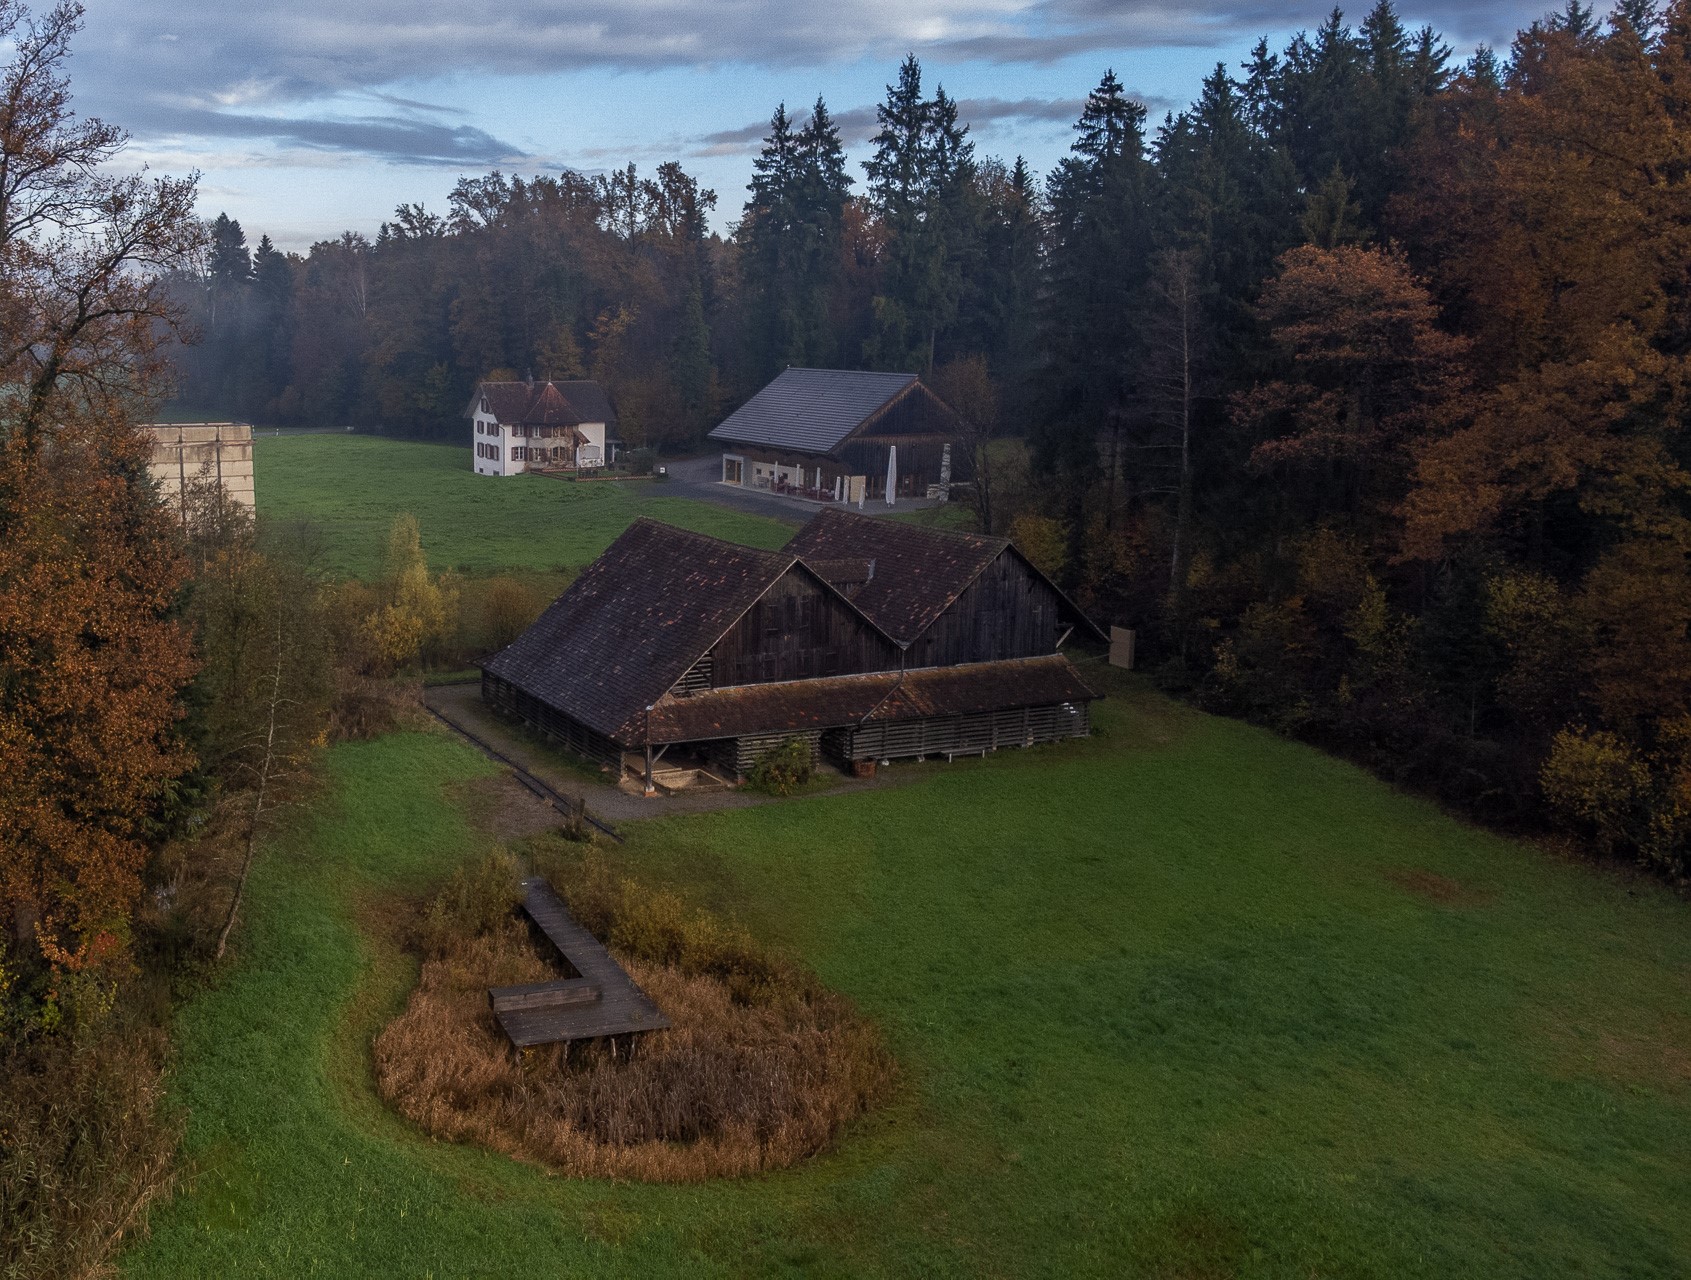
[644,655,1097,744]
[864,655,1096,721]
[482,520,797,743]
[707,368,918,455]
[787,508,1106,646]
[786,509,1007,643]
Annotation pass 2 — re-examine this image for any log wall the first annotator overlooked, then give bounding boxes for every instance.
[823,702,1090,763]
[904,550,1064,669]
[482,672,622,767]
[709,567,900,687]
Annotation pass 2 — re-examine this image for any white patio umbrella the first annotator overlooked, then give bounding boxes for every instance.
[885,445,897,506]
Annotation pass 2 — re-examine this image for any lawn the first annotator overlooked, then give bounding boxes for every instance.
[122,673,1691,1278]
[253,435,797,578]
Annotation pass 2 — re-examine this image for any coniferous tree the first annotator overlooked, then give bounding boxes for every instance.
[1036,69,1154,557]
[740,104,804,379]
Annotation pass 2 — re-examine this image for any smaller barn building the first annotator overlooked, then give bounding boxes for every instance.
[469,378,617,477]
[707,368,964,505]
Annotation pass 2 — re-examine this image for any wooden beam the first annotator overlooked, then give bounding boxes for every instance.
[489,979,602,1013]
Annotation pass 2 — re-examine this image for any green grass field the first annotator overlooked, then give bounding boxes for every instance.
[253,435,796,577]
[122,676,1691,1278]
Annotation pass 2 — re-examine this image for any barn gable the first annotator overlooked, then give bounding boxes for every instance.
[786,508,1103,658]
[481,519,895,745]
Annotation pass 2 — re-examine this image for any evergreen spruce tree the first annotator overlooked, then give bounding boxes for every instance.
[1036,71,1153,567]
[740,104,803,379]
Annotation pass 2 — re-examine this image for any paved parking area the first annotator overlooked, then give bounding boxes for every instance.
[652,454,942,523]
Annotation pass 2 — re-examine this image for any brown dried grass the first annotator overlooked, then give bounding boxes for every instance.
[0,1028,179,1280]
[372,849,896,1181]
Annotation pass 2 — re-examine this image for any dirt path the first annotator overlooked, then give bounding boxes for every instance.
[422,682,904,825]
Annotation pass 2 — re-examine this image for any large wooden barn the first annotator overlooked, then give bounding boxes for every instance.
[480,509,1104,791]
[707,368,965,505]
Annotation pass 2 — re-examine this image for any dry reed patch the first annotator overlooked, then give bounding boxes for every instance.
[1382,866,1495,908]
[371,850,896,1181]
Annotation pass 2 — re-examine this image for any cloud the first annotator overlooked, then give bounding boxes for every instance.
[112,102,531,167]
[691,91,1174,158]
[79,1,1543,101]
[73,0,1545,166]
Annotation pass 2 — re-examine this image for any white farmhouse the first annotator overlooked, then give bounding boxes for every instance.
[468,378,618,477]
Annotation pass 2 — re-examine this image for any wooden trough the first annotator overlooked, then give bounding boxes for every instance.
[490,878,670,1049]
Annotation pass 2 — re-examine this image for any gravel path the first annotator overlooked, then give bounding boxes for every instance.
[423,681,910,826]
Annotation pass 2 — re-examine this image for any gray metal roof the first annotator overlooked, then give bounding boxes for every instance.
[707,368,918,455]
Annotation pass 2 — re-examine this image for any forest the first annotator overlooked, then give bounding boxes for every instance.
[4,0,1691,1273]
[173,0,1691,882]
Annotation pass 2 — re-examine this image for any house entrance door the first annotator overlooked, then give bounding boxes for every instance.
[723,456,744,484]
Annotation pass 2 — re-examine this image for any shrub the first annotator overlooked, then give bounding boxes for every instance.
[1541,726,1649,855]
[477,576,542,653]
[748,738,813,796]
[625,447,657,476]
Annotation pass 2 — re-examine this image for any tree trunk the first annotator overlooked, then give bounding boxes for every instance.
[215,609,284,961]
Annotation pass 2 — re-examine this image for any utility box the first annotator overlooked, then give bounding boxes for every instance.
[1109,626,1136,670]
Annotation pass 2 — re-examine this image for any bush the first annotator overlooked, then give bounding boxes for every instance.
[1541,726,1649,855]
[625,447,657,476]
[477,576,542,653]
[748,738,813,796]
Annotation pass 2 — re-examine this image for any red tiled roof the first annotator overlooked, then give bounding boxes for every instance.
[469,380,617,426]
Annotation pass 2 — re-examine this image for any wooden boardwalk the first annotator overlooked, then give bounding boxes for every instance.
[490,878,669,1048]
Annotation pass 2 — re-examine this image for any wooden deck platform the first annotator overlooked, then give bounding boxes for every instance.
[491,878,670,1048]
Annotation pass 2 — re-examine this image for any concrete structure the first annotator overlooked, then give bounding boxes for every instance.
[143,422,255,518]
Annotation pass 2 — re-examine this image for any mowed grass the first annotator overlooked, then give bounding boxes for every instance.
[123,675,1691,1278]
[253,435,796,577]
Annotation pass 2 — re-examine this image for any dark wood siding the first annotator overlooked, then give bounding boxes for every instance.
[709,567,899,688]
[701,731,824,778]
[834,437,953,498]
[904,549,1063,669]
[823,702,1089,763]
[483,672,622,766]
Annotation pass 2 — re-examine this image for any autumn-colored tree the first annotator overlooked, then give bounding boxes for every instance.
[363,515,458,673]
[0,0,203,974]
[1233,244,1469,532]
[1394,10,1691,562]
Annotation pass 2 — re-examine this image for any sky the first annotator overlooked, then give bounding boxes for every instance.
[68,0,1561,252]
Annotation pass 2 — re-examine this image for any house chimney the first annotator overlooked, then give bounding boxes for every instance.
[526,369,534,387]
[866,558,876,582]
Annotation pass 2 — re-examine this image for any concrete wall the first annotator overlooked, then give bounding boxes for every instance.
[144,423,255,517]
